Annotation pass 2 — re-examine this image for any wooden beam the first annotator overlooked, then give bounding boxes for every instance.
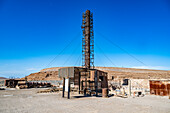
[79,72,81,94]
[62,77,65,98]
[95,70,98,97]
[68,78,70,99]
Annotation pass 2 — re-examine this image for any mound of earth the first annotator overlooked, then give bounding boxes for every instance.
[21,71,60,81]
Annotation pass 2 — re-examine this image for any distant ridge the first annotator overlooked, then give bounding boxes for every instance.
[0,77,7,79]
[23,66,170,81]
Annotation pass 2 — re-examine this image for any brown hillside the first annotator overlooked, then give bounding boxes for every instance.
[0,77,7,79]
[24,67,170,81]
[22,71,61,81]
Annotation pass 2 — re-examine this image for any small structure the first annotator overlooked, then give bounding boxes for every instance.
[5,79,25,88]
[58,67,108,99]
[5,79,52,88]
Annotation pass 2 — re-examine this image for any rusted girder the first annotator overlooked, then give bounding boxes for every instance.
[81,10,94,69]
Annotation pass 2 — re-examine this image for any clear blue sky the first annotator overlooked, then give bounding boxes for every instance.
[0,0,170,78]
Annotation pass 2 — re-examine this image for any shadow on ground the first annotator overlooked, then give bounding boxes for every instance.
[72,94,114,98]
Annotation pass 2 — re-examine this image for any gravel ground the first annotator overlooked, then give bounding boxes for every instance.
[0,88,170,113]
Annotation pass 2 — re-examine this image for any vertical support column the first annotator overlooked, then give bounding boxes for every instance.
[84,88,86,96]
[68,78,70,99]
[79,72,81,94]
[85,73,87,88]
[62,77,65,98]
[83,72,88,96]
[95,70,98,97]
[12,81,14,87]
[82,10,94,69]
[128,79,131,96]
[81,80,83,90]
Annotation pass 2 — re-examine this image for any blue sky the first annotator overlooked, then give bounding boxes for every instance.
[0,0,170,78]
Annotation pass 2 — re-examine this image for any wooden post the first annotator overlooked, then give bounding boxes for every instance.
[79,72,81,94]
[84,88,87,96]
[81,80,83,90]
[85,74,87,96]
[95,70,98,97]
[62,77,65,98]
[128,79,131,96]
[85,72,87,88]
[68,78,70,99]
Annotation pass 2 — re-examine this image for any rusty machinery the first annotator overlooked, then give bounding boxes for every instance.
[59,10,108,99]
[81,10,94,69]
[150,80,170,96]
[5,79,52,88]
[59,67,108,99]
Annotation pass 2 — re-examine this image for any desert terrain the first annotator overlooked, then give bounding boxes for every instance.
[0,88,170,113]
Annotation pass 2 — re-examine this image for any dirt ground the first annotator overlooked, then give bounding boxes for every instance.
[0,88,170,113]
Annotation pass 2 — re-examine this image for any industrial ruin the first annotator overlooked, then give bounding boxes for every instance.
[1,10,170,99]
[59,10,108,99]
[1,0,170,111]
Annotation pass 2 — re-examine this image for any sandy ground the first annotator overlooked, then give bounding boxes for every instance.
[0,88,170,113]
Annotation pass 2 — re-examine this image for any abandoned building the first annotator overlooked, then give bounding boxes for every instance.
[59,67,108,98]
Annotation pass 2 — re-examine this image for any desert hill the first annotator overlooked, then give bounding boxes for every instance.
[0,77,7,79]
[23,67,170,81]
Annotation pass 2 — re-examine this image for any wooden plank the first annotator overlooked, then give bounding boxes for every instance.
[62,77,65,98]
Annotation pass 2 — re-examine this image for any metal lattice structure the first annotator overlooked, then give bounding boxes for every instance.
[81,10,94,69]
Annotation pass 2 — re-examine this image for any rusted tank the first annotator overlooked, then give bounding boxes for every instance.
[150,80,170,96]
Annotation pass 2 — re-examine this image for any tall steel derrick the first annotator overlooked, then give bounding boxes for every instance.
[81,10,94,69]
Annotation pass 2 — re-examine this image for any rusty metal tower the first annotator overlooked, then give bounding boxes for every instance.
[81,10,94,69]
